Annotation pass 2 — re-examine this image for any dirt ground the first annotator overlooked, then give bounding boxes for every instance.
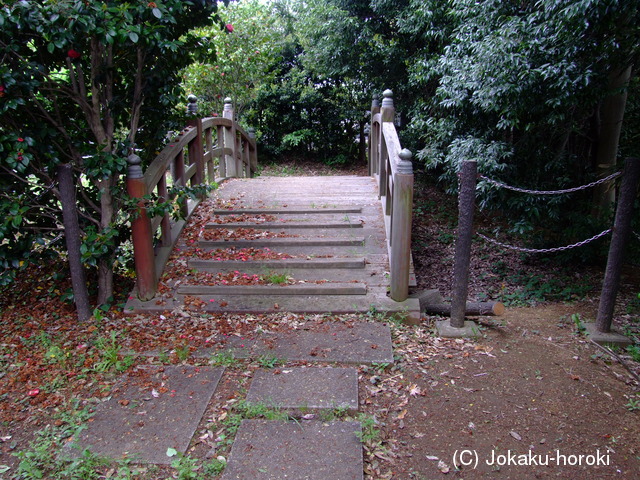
[0,162,638,479]
[374,302,640,479]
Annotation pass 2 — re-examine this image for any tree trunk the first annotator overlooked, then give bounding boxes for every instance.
[96,177,115,304]
[57,164,92,321]
[592,66,632,218]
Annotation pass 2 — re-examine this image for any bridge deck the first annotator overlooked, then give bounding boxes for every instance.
[125,175,420,319]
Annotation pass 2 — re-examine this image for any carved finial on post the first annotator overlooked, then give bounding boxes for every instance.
[127,153,143,179]
[398,148,413,174]
[223,97,234,119]
[371,94,380,110]
[187,94,198,115]
[381,89,395,122]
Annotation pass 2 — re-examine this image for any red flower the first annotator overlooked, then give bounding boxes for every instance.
[225,24,234,33]
[27,389,40,397]
[67,49,81,59]
[0,85,5,98]
[17,137,24,142]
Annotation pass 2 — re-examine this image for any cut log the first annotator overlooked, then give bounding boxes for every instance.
[424,301,505,317]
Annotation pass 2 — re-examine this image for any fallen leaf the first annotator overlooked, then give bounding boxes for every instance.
[409,384,423,396]
[437,459,450,473]
[510,431,522,441]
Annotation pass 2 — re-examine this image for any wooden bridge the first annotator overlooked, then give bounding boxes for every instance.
[124,92,421,321]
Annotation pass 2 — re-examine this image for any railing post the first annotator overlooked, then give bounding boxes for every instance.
[380,89,395,122]
[379,90,394,198]
[451,159,477,328]
[369,94,380,177]
[248,127,258,177]
[390,148,414,302]
[127,153,157,301]
[596,157,640,333]
[186,95,204,189]
[204,123,215,183]
[222,97,237,177]
[187,121,204,188]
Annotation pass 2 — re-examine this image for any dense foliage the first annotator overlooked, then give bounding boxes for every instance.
[0,0,222,311]
[237,0,639,254]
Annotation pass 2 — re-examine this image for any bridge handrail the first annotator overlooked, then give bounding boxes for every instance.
[127,97,257,301]
[368,90,414,302]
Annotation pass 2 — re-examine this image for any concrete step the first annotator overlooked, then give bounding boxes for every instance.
[63,366,224,464]
[190,321,394,365]
[198,237,366,248]
[246,367,358,413]
[188,257,367,270]
[221,420,363,480]
[176,282,367,296]
[205,222,363,230]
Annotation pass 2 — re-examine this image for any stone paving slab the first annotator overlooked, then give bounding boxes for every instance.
[195,321,394,364]
[246,367,358,412]
[221,420,363,480]
[127,288,420,319]
[65,365,223,464]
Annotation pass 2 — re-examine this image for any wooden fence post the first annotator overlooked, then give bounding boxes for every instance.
[390,148,414,302]
[127,153,157,301]
[369,94,380,176]
[222,97,237,177]
[187,116,204,188]
[596,157,640,332]
[451,159,477,328]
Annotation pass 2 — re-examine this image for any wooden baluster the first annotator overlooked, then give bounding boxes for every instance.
[369,94,380,177]
[174,150,188,218]
[157,173,171,247]
[223,97,237,177]
[127,153,157,301]
[187,124,204,188]
[248,127,257,178]
[217,123,227,178]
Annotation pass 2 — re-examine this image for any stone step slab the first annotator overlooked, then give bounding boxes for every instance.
[188,257,367,270]
[198,237,366,248]
[128,288,418,319]
[246,367,358,412]
[65,365,224,464]
[221,420,363,480]
[176,282,367,296]
[194,321,394,365]
[205,222,364,230]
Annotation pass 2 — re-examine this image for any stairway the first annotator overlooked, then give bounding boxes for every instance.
[125,176,420,320]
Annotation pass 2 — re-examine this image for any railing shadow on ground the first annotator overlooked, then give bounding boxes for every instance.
[127,97,257,300]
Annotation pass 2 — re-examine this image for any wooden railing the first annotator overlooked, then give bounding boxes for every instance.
[127,97,257,300]
[369,90,414,302]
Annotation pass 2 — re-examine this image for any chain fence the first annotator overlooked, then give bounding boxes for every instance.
[475,171,625,253]
[477,229,612,254]
[479,170,622,196]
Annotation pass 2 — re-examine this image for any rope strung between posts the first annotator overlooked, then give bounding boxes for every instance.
[477,228,612,253]
[479,170,622,195]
